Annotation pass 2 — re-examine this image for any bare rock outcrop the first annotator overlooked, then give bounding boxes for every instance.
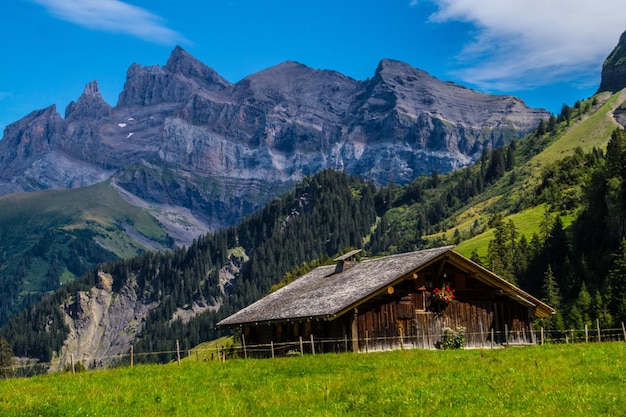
[599,31,626,93]
[55,271,156,370]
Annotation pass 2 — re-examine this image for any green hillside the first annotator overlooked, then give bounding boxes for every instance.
[0,180,173,325]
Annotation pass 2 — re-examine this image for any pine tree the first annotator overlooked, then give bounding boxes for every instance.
[575,282,592,327]
[607,239,626,324]
[0,336,14,378]
[541,265,564,332]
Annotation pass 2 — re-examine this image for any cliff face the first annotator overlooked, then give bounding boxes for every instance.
[54,272,156,370]
[0,47,549,231]
[599,31,626,93]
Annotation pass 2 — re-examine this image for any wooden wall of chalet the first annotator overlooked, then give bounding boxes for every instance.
[356,299,537,351]
[354,265,538,351]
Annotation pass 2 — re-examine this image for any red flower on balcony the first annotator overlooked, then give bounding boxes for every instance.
[432,285,455,303]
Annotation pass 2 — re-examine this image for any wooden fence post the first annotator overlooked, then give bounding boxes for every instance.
[622,322,626,342]
[71,354,75,374]
[310,334,316,355]
[176,340,181,366]
[490,328,494,349]
[299,336,304,355]
[270,341,275,359]
[399,328,404,350]
[596,319,601,342]
[241,334,247,359]
[585,324,589,343]
[130,345,134,367]
[365,330,369,353]
[540,327,544,345]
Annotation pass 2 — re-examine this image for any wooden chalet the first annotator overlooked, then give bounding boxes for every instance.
[217,246,554,356]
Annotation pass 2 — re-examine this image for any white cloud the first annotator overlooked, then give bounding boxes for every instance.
[423,0,626,91]
[32,0,186,45]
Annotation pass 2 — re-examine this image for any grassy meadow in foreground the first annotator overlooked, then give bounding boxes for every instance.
[0,342,625,416]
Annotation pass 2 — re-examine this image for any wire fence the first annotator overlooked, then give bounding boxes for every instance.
[2,321,626,378]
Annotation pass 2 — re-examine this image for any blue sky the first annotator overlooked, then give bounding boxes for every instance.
[1,0,625,133]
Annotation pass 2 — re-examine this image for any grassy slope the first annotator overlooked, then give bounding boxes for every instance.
[0,180,169,258]
[431,91,626,259]
[454,204,577,259]
[1,343,624,416]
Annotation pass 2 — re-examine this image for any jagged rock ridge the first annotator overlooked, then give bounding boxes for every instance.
[0,47,549,234]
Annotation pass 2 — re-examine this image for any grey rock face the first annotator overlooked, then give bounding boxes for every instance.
[599,31,626,93]
[56,271,156,370]
[0,47,549,232]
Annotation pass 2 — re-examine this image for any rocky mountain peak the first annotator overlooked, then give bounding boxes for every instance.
[165,46,231,90]
[65,80,111,119]
[0,105,62,169]
[117,47,230,107]
[598,30,626,93]
[82,80,101,96]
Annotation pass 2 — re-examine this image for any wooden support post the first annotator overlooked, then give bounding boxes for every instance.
[344,334,348,352]
[241,334,247,359]
[195,350,199,362]
[505,324,509,347]
[597,319,601,342]
[541,327,544,345]
[399,328,404,350]
[415,320,420,348]
[310,334,316,355]
[71,354,75,374]
[130,345,134,367]
[479,321,484,347]
[490,328,494,349]
[299,336,304,355]
[270,341,275,359]
[351,309,359,353]
[622,322,626,342]
[570,329,574,343]
[176,340,181,366]
[585,324,589,343]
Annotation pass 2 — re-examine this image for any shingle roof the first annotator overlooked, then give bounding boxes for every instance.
[217,246,453,327]
[217,246,555,327]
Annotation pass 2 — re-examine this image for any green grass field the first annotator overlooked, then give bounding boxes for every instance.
[1,342,624,416]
